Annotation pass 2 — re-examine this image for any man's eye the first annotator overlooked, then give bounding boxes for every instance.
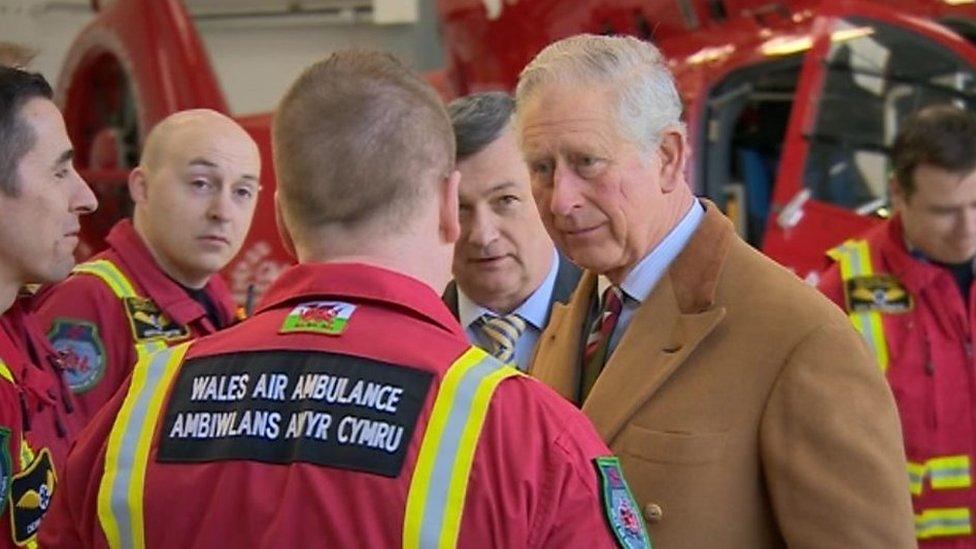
[530,162,553,176]
[191,179,214,190]
[234,187,255,200]
[498,195,520,206]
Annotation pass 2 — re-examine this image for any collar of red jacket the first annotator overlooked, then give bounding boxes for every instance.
[105,219,235,328]
[256,262,463,337]
[872,215,945,292]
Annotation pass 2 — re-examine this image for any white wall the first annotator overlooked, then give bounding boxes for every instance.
[0,0,445,116]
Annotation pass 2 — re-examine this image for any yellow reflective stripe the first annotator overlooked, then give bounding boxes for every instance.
[403,348,482,549]
[72,259,139,299]
[438,366,521,548]
[930,456,972,490]
[908,462,926,496]
[0,360,13,384]
[97,343,190,549]
[916,507,973,539]
[827,240,890,371]
[403,347,520,549]
[127,344,187,548]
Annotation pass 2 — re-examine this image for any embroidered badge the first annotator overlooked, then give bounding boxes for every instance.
[844,274,913,314]
[9,448,55,546]
[123,297,191,342]
[47,319,106,394]
[0,428,11,516]
[280,301,357,336]
[595,456,651,549]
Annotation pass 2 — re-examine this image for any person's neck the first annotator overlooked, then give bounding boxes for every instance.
[132,217,209,289]
[604,192,695,286]
[0,276,20,315]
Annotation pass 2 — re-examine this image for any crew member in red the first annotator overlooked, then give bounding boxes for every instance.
[39,51,649,549]
[819,104,976,546]
[34,109,261,431]
[0,65,98,548]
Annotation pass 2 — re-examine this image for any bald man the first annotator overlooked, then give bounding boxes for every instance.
[35,109,261,430]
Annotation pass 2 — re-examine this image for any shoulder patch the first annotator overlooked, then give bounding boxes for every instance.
[0,429,11,516]
[280,301,357,336]
[47,319,106,394]
[844,274,913,314]
[595,456,651,549]
[8,448,55,546]
[123,297,191,342]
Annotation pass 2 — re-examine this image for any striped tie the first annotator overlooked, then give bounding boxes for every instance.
[479,314,527,364]
[580,286,624,401]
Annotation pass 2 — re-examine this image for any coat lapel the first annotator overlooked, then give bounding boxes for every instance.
[529,271,595,400]
[582,274,726,442]
[582,201,734,443]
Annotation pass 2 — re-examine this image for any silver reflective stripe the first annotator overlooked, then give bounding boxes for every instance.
[839,243,885,358]
[419,355,502,547]
[111,346,179,549]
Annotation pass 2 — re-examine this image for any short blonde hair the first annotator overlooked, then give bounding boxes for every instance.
[273,50,454,234]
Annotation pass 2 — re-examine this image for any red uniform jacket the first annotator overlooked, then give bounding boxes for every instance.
[39,263,633,548]
[34,220,237,432]
[0,298,72,547]
[820,216,976,547]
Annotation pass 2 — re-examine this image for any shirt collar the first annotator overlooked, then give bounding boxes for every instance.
[257,262,463,337]
[457,248,559,330]
[599,200,705,303]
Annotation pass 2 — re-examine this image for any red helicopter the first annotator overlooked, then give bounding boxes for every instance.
[57,0,976,304]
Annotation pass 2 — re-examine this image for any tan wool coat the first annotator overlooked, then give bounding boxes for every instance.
[530,203,916,548]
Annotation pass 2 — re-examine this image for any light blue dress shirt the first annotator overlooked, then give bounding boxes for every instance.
[459,249,560,371]
[597,200,705,356]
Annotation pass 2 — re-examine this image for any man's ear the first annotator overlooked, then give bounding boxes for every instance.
[438,169,461,245]
[274,192,297,261]
[127,167,149,204]
[657,129,688,194]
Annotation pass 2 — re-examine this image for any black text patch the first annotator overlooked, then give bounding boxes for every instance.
[157,351,433,478]
[844,274,913,314]
[9,448,55,546]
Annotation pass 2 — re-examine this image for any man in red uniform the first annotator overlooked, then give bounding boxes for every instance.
[820,104,976,546]
[39,50,649,549]
[34,109,260,431]
[0,65,98,548]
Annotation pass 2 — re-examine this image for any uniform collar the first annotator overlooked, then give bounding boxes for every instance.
[257,263,465,337]
[105,219,235,328]
[874,215,945,292]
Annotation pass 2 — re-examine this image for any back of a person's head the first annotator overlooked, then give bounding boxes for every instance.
[273,50,455,240]
[0,65,52,196]
[893,103,976,197]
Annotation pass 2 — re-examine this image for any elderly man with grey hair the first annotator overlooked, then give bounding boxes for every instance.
[519,34,915,548]
[442,92,581,371]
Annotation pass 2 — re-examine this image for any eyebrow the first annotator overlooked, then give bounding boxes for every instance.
[52,149,73,169]
[488,182,518,194]
[187,157,259,182]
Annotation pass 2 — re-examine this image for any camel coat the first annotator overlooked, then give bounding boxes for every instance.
[530,203,916,548]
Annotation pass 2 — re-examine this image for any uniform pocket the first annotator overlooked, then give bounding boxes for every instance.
[618,425,727,465]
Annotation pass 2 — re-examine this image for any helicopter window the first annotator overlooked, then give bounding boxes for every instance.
[803,18,976,214]
[700,56,803,246]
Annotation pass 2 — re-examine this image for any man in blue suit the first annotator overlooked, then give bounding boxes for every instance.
[444,92,581,371]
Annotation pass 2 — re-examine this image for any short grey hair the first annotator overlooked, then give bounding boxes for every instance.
[515,34,683,149]
[447,91,514,161]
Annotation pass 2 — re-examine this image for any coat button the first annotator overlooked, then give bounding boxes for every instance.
[644,503,663,523]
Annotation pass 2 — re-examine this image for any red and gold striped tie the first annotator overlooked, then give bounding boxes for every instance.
[580,286,623,401]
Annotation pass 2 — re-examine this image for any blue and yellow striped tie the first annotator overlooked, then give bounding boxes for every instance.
[479,314,526,364]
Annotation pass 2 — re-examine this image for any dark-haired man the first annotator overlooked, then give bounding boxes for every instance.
[443,92,580,370]
[820,104,976,545]
[0,65,97,547]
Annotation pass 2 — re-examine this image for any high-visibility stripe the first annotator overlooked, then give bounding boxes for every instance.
[906,456,972,497]
[826,240,890,371]
[72,259,170,362]
[0,361,13,385]
[908,462,926,496]
[403,347,520,549]
[73,260,139,297]
[916,507,973,539]
[97,343,190,549]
